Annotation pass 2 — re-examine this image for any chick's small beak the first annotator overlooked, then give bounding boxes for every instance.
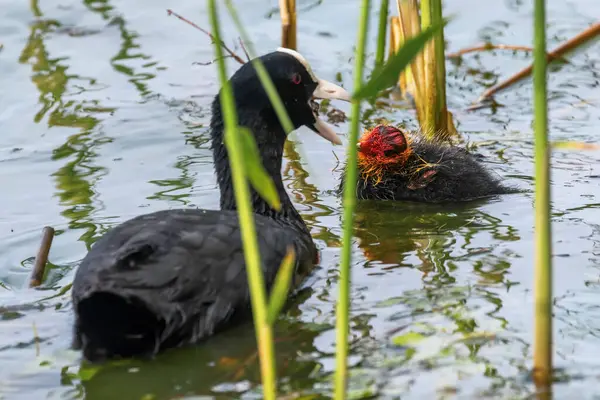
[308,78,351,146]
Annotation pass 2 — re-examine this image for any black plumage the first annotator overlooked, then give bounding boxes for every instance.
[72,49,350,362]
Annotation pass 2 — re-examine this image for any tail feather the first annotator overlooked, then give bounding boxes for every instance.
[74,292,164,362]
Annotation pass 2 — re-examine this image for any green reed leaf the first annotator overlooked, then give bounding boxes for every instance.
[236,127,281,211]
[353,18,449,100]
[266,247,296,325]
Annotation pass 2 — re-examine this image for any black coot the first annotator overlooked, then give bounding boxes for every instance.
[340,125,518,203]
[72,48,351,362]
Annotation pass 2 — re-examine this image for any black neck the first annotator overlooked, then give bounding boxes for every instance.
[210,104,304,225]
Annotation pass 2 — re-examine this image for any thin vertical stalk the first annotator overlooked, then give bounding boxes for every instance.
[394,0,455,140]
[532,0,552,390]
[207,1,277,399]
[389,16,409,95]
[279,0,297,49]
[388,16,399,58]
[375,0,389,68]
[397,0,426,125]
[429,0,447,132]
[334,0,371,398]
[419,0,437,136]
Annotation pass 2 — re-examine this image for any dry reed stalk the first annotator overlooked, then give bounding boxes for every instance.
[392,0,457,140]
[30,226,54,288]
[475,22,600,104]
[167,8,247,64]
[447,43,535,58]
[279,0,297,49]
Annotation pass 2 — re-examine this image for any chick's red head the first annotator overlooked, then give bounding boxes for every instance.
[359,125,408,159]
[357,125,412,184]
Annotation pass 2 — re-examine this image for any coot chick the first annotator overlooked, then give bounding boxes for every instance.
[342,125,517,203]
[72,48,351,362]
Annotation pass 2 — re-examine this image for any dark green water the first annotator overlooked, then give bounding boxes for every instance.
[1,0,599,398]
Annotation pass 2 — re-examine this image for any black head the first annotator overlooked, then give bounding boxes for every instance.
[212,48,351,146]
[210,49,351,215]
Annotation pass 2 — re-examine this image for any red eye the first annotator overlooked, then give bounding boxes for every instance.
[291,73,302,84]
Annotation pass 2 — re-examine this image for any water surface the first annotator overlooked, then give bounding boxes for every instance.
[1,0,600,398]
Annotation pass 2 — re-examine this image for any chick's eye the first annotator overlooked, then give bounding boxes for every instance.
[383,148,398,157]
[291,73,302,84]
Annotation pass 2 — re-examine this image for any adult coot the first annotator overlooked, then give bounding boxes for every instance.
[72,48,351,362]
[340,124,517,203]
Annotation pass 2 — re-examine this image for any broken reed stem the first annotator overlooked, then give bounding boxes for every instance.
[279,0,297,49]
[30,226,55,288]
[475,21,600,104]
[167,8,247,64]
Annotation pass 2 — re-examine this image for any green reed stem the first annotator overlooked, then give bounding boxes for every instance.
[334,0,371,398]
[419,0,446,138]
[532,0,552,389]
[224,0,295,134]
[419,0,434,135]
[375,0,389,68]
[207,1,277,398]
[429,0,447,130]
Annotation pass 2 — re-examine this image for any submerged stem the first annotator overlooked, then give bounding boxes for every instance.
[30,226,54,288]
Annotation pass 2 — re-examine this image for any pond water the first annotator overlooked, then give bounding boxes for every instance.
[1,0,600,398]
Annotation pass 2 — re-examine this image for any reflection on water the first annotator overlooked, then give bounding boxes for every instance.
[1,0,600,398]
[17,1,114,293]
[77,299,329,400]
[348,197,528,398]
[353,199,520,269]
[82,0,159,97]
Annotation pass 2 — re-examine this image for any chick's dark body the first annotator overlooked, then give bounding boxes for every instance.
[344,131,519,203]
